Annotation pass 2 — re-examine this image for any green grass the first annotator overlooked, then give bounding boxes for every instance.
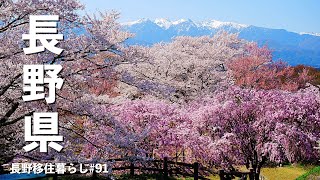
[209,164,316,180]
[258,164,320,180]
[296,166,320,180]
[260,166,307,180]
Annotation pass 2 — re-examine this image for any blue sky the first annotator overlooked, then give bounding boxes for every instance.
[80,0,320,33]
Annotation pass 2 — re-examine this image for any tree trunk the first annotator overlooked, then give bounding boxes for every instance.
[254,171,260,180]
[251,150,263,180]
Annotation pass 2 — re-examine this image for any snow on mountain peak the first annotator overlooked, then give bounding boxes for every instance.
[121,18,151,26]
[172,19,191,25]
[299,32,320,37]
[200,20,248,29]
[123,18,248,30]
[154,18,172,29]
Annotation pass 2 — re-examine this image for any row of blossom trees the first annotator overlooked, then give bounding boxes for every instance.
[1,0,320,179]
[106,86,320,178]
[103,37,320,178]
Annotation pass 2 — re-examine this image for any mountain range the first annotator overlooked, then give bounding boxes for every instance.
[122,18,320,68]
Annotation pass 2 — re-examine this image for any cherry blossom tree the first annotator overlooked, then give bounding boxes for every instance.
[0,0,132,165]
[184,86,320,178]
[292,65,320,86]
[227,43,314,91]
[109,100,188,159]
[117,32,248,103]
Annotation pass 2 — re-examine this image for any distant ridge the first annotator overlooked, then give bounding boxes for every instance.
[122,18,320,68]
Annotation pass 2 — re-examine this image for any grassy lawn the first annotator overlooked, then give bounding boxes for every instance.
[296,166,320,180]
[260,165,309,180]
[205,164,317,180]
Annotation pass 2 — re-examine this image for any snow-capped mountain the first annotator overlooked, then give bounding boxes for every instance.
[123,18,248,30]
[122,18,320,68]
[300,32,320,37]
